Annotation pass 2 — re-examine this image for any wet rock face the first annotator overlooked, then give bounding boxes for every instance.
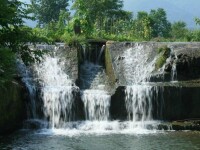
[161,43,200,81]
[110,86,127,120]
[0,81,27,135]
[174,53,200,80]
[110,85,200,121]
[106,42,200,83]
[56,46,79,83]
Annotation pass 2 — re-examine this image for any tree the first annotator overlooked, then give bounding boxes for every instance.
[0,0,37,84]
[0,0,30,28]
[71,0,130,36]
[171,21,188,39]
[0,0,32,50]
[149,8,171,38]
[30,0,69,25]
[0,0,44,65]
[134,11,152,40]
[195,18,200,26]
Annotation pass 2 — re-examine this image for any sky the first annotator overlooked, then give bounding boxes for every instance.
[123,0,200,29]
[20,0,200,28]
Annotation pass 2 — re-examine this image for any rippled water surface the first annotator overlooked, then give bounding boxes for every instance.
[0,129,200,150]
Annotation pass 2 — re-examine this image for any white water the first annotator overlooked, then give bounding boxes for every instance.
[122,44,162,125]
[36,120,163,136]
[125,85,153,122]
[81,90,110,121]
[20,43,166,134]
[171,51,178,81]
[97,45,105,63]
[171,63,177,81]
[17,59,37,118]
[80,60,111,121]
[33,52,76,128]
[123,44,157,84]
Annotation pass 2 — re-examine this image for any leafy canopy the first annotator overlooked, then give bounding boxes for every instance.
[31,0,69,25]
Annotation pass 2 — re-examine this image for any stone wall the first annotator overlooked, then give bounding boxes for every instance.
[0,81,27,134]
[105,42,200,84]
[106,42,200,121]
[110,84,200,121]
[56,46,79,84]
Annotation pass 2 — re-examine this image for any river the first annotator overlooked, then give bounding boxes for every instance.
[0,129,200,150]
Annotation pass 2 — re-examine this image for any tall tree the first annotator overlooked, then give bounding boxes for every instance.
[72,0,123,23]
[31,0,69,25]
[71,0,130,35]
[149,8,171,38]
[134,11,152,40]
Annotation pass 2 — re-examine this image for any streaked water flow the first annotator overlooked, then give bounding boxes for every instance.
[123,44,161,126]
[80,61,111,121]
[33,50,76,128]
[19,43,167,132]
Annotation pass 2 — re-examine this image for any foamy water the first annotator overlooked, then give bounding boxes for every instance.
[35,120,163,136]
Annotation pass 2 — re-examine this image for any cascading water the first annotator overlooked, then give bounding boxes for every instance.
[123,44,157,83]
[170,47,178,81]
[82,90,110,121]
[33,52,76,128]
[19,43,166,135]
[171,63,177,81]
[97,45,105,63]
[80,45,111,121]
[122,43,160,125]
[125,85,153,122]
[80,61,111,121]
[19,45,77,128]
[17,59,37,118]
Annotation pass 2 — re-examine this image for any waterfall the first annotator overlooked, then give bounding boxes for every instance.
[18,45,77,128]
[33,51,76,128]
[122,43,161,124]
[171,49,178,81]
[97,45,105,63]
[81,90,110,121]
[171,63,177,81]
[123,44,157,84]
[80,45,111,121]
[17,59,37,118]
[125,85,153,122]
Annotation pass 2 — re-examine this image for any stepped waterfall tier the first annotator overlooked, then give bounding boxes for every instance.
[33,54,76,128]
[81,89,110,121]
[125,85,153,122]
[122,44,160,124]
[123,44,157,83]
[19,45,78,128]
[14,42,200,136]
[79,46,111,121]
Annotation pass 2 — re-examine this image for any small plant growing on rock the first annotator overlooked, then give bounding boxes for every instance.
[155,45,171,70]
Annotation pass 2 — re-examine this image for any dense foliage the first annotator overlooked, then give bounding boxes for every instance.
[0,0,44,84]
[30,0,69,26]
[27,0,200,43]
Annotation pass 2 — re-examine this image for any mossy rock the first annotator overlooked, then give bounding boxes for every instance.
[155,45,171,70]
[105,47,116,86]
